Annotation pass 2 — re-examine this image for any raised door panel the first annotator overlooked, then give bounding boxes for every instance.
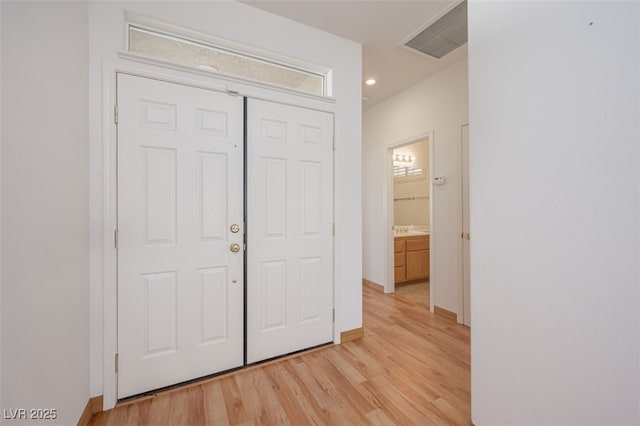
[395,266,406,283]
[262,158,287,239]
[142,271,177,357]
[198,266,229,346]
[197,153,228,241]
[394,240,405,253]
[261,260,287,331]
[142,148,177,244]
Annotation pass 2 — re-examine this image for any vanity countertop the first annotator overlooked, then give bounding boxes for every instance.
[394,230,429,237]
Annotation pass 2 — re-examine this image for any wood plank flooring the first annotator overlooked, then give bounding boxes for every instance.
[89,284,470,425]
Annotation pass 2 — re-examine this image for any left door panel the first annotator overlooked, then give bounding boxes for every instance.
[117,74,244,398]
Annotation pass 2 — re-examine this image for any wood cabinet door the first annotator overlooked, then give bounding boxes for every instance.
[406,237,428,251]
[395,266,406,283]
[406,250,429,280]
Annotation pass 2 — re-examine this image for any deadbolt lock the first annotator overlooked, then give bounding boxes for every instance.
[230,243,241,253]
[230,224,240,233]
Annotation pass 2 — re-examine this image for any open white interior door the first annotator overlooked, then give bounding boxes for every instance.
[246,99,334,363]
[462,124,471,327]
[117,74,244,398]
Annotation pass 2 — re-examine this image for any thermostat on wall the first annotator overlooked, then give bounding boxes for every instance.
[433,176,446,186]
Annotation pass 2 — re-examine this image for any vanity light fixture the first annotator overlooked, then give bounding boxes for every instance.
[394,154,414,162]
[365,78,376,85]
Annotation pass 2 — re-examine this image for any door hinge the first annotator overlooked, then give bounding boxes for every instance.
[333,223,335,236]
[115,353,119,374]
[243,243,247,251]
[114,229,119,249]
[114,105,118,125]
[332,136,335,151]
[332,309,335,322]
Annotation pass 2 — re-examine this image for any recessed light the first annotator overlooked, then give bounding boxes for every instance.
[198,64,219,72]
[365,79,376,86]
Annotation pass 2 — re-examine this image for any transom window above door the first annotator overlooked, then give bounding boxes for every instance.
[127,25,328,96]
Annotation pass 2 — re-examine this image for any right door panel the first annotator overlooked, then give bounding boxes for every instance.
[247,99,334,363]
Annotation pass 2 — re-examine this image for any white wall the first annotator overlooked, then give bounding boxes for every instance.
[394,181,429,226]
[1,2,90,425]
[88,1,362,400]
[469,2,639,424]
[363,58,468,313]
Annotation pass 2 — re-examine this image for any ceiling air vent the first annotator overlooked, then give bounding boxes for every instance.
[404,0,467,59]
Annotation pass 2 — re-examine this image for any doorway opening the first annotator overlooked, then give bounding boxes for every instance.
[384,132,434,312]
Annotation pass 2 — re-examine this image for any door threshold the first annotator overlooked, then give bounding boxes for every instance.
[116,341,334,406]
[245,341,333,368]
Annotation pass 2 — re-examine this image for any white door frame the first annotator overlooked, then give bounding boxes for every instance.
[100,58,338,410]
[460,124,470,326]
[383,131,435,312]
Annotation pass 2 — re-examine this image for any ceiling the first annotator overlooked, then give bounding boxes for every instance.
[241,0,467,109]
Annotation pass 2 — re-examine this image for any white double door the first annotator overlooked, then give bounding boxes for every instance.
[117,74,334,398]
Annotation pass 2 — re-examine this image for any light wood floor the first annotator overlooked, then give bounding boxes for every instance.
[89,284,470,425]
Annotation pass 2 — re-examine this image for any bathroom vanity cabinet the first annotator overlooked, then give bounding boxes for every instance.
[394,234,429,283]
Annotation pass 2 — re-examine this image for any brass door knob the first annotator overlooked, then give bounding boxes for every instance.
[230,243,241,253]
[230,224,240,233]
